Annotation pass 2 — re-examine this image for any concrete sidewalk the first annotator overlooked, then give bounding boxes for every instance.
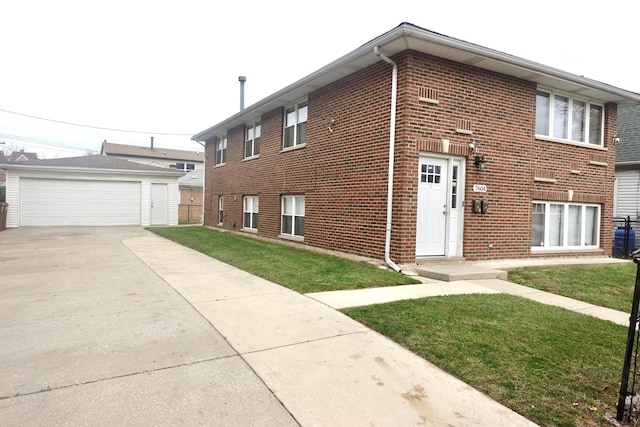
[125,232,539,426]
[307,278,630,326]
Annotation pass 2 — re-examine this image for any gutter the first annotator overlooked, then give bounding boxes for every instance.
[0,164,185,177]
[192,23,640,142]
[374,46,402,273]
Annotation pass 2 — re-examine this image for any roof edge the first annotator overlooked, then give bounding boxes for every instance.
[0,163,185,176]
[193,22,640,141]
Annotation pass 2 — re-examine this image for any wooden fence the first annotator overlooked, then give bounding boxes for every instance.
[0,203,7,232]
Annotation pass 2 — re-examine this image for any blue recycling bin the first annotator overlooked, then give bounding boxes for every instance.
[614,227,635,257]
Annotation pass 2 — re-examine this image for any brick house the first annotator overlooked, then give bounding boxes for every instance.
[193,23,640,267]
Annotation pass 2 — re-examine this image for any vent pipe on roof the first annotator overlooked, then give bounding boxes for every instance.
[239,76,246,111]
[150,136,154,149]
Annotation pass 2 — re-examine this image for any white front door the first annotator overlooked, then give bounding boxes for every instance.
[150,183,168,225]
[416,156,464,257]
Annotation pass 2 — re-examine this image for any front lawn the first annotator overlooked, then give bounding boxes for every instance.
[147,226,419,293]
[508,263,637,312]
[344,294,626,427]
[148,226,634,425]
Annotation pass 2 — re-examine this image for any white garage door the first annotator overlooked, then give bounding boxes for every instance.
[20,179,141,226]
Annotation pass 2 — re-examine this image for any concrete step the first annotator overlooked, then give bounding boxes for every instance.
[415,264,508,282]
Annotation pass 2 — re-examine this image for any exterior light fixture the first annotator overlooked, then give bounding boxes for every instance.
[614,134,620,144]
[474,155,487,172]
[325,117,334,133]
[470,139,486,171]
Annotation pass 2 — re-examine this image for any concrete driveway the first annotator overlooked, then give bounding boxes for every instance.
[0,227,297,426]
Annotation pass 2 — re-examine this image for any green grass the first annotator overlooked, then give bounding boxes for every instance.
[148,225,634,425]
[508,263,637,312]
[344,294,626,427]
[147,226,419,293]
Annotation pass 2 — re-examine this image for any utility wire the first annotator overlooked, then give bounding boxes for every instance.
[0,108,193,136]
[0,132,89,151]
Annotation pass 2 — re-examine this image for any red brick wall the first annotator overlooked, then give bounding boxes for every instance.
[203,50,617,263]
[394,51,539,261]
[179,187,203,223]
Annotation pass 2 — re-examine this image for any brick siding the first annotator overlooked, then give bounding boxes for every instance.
[203,50,617,263]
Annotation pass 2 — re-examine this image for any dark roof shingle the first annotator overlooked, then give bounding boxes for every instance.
[101,142,203,162]
[0,155,185,175]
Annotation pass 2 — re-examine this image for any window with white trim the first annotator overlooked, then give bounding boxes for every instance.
[215,136,227,165]
[176,162,195,171]
[245,123,261,158]
[282,195,305,237]
[283,102,307,148]
[535,90,603,146]
[531,202,599,249]
[243,196,259,230]
[218,196,224,224]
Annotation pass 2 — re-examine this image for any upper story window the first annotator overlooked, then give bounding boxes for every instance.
[536,90,603,146]
[176,162,195,171]
[245,123,261,158]
[215,136,227,165]
[284,102,307,149]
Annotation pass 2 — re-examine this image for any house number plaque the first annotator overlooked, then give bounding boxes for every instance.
[473,184,487,192]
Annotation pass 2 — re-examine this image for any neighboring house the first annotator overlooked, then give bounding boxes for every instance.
[178,169,204,223]
[0,150,38,201]
[193,22,640,266]
[101,141,204,171]
[615,105,640,219]
[1,149,38,162]
[0,155,184,227]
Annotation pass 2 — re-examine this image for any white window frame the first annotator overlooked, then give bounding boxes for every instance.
[215,136,227,165]
[531,201,600,250]
[245,122,261,159]
[283,101,308,149]
[176,162,195,171]
[218,196,224,224]
[535,89,604,147]
[281,195,305,238]
[243,196,259,230]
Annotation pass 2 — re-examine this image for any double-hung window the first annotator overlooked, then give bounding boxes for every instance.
[218,196,224,224]
[215,136,227,165]
[535,90,603,146]
[245,123,261,158]
[283,102,307,148]
[282,195,305,237]
[243,196,259,230]
[531,202,599,249]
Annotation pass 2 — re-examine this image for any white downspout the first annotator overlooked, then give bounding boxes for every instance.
[374,46,401,273]
[192,138,206,225]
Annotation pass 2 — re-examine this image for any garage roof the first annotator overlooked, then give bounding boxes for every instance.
[0,155,185,176]
[193,22,640,141]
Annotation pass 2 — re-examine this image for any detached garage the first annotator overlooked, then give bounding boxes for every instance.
[0,155,184,227]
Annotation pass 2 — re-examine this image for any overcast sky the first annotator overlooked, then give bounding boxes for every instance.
[1,0,638,159]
